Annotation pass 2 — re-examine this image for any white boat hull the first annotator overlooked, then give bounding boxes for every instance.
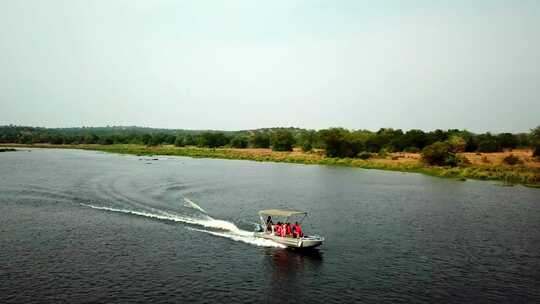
[255,232,324,248]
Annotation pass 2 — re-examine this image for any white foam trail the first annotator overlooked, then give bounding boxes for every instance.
[80,203,284,247]
[81,203,237,231]
[182,197,207,214]
[187,227,286,248]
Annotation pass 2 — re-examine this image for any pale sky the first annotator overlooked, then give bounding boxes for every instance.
[1,0,539,132]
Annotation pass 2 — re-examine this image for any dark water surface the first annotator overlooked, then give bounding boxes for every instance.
[1,149,539,303]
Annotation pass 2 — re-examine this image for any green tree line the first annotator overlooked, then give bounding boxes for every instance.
[1,125,539,160]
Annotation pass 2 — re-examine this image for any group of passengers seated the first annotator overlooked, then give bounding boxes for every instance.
[266,216,303,238]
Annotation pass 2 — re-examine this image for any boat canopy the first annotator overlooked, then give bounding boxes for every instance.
[259,209,307,217]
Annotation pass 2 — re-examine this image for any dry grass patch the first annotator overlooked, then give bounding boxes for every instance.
[462,149,539,168]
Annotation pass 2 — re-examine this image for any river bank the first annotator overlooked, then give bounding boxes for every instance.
[3,143,539,187]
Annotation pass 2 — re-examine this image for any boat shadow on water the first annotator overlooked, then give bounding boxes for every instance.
[262,248,324,300]
[266,248,323,267]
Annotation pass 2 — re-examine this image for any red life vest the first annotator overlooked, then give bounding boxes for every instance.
[286,225,292,235]
[295,224,302,236]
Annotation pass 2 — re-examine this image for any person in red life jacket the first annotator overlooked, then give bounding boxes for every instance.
[294,221,303,238]
[275,222,282,236]
[281,223,287,237]
[286,223,292,237]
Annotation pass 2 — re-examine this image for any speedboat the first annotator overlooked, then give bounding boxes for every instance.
[254,209,324,249]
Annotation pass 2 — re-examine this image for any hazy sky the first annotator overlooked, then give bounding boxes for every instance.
[1,1,539,132]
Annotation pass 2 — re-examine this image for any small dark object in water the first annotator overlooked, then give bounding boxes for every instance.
[152,158,159,160]
[0,148,16,152]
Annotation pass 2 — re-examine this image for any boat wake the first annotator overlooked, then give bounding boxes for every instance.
[183,197,208,214]
[187,227,285,248]
[80,201,285,248]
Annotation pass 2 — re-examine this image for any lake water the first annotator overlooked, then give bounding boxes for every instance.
[1,148,539,303]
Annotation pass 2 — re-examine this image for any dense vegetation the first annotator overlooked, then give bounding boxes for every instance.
[532,126,540,158]
[1,125,538,161]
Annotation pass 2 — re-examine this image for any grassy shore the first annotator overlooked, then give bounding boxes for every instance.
[3,143,540,187]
